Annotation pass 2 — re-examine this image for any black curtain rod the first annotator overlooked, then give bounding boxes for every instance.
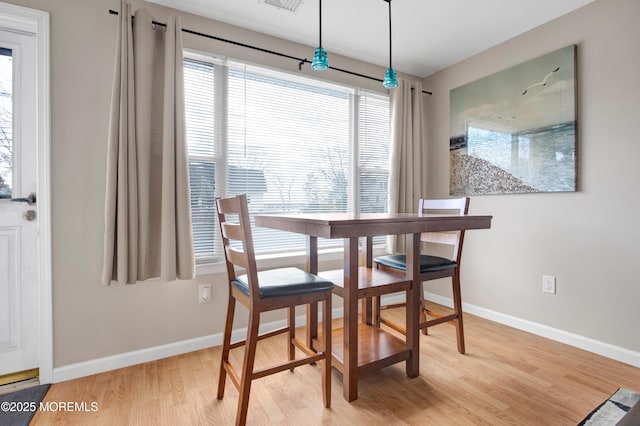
[108,9,432,95]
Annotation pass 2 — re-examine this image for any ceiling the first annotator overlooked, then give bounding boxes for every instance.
[147,0,595,77]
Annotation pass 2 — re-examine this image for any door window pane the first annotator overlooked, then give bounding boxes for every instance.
[0,48,12,198]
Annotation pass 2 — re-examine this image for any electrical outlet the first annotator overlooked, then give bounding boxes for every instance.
[542,275,556,294]
[199,284,212,303]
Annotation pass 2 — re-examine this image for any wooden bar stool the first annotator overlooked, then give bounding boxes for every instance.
[216,194,334,425]
[374,197,470,354]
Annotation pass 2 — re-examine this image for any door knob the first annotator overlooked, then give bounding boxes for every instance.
[10,192,36,205]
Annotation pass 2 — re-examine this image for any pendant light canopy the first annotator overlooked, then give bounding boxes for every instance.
[311,0,329,71]
[382,0,398,89]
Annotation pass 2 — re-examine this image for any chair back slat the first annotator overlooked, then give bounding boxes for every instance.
[216,194,260,298]
[221,222,245,242]
[418,197,470,263]
[216,195,241,214]
[225,246,250,270]
[421,232,458,246]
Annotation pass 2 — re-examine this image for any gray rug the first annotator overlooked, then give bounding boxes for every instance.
[0,384,49,426]
[578,388,640,425]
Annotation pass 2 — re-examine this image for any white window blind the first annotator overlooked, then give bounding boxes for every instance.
[184,59,218,262]
[358,93,389,213]
[184,56,390,262]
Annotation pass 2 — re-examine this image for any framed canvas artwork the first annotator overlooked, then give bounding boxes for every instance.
[450,45,577,195]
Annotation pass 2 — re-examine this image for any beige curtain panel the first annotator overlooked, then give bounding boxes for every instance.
[102,2,195,285]
[387,79,427,254]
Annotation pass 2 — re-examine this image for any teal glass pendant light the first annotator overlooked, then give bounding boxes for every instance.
[382,0,398,89]
[383,68,398,89]
[312,0,329,71]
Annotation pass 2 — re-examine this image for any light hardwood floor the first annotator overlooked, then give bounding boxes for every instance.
[32,305,640,425]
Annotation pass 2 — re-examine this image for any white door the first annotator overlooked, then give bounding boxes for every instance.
[0,27,39,377]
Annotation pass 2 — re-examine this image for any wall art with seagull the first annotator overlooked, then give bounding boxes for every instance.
[449,45,577,195]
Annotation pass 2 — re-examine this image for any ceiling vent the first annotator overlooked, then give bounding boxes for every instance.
[260,0,305,13]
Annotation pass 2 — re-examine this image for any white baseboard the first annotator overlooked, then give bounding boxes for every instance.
[53,334,219,383]
[52,305,344,384]
[423,291,640,369]
[53,294,640,383]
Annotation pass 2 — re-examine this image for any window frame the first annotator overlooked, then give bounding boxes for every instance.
[183,51,390,272]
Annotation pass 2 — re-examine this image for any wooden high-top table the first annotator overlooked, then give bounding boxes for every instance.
[255,212,492,401]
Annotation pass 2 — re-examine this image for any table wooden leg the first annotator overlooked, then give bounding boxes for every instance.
[343,237,359,401]
[405,232,420,378]
[361,236,374,325]
[306,304,318,350]
[306,236,319,348]
[361,299,373,325]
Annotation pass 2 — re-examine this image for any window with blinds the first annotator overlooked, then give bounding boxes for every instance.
[184,55,389,262]
[184,59,219,262]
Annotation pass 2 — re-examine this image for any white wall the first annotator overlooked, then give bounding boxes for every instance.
[422,0,640,357]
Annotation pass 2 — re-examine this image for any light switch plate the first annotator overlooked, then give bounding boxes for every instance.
[542,275,556,294]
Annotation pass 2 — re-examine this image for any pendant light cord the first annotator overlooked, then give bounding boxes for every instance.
[387,0,392,69]
[319,0,323,48]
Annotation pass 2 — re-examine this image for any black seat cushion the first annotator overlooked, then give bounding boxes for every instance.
[373,254,457,273]
[232,267,334,299]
